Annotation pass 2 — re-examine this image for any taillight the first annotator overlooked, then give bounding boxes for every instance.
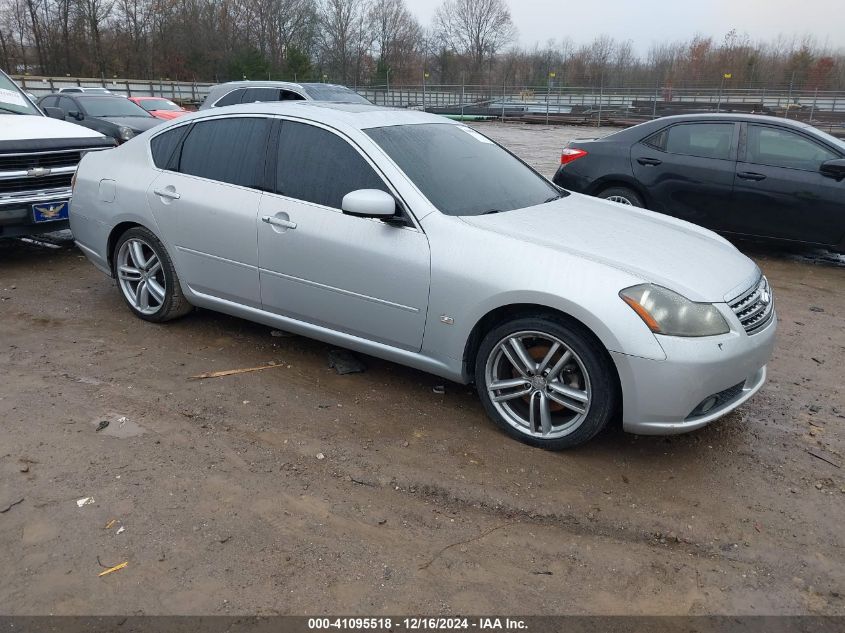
[560,148,588,165]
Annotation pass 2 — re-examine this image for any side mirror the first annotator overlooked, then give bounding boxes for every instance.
[341,189,397,220]
[820,158,845,181]
[68,110,84,121]
[43,107,65,120]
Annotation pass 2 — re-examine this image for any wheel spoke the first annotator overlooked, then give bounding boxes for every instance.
[135,280,150,310]
[528,391,540,433]
[539,393,552,435]
[546,390,587,415]
[492,386,532,403]
[489,377,530,391]
[129,241,147,269]
[546,350,572,381]
[536,342,561,374]
[147,278,166,304]
[117,265,142,281]
[146,257,161,276]
[507,336,537,375]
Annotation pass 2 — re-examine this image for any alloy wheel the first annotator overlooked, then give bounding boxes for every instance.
[116,238,166,315]
[605,195,633,205]
[484,331,592,439]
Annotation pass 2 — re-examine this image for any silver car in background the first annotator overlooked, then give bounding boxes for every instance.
[199,81,371,109]
[70,102,776,449]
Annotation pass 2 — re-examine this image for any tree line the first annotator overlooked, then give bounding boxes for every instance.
[1,0,844,91]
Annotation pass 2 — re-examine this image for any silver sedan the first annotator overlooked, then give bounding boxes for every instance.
[69,102,776,449]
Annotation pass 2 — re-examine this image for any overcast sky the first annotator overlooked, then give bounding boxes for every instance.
[411,0,845,53]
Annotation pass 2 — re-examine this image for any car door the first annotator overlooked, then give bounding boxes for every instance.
[145,116,271,308]
[727,123,845,245]
[630,121,738,229]
[257,119,431,352]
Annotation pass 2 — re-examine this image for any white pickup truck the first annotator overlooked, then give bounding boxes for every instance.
[1,69,114,237]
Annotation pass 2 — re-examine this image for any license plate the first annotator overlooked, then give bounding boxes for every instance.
[32,200,69,223]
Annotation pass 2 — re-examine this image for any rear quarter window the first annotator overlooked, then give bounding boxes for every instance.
[150,125,190,169]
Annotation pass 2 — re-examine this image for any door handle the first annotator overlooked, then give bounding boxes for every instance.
[262,216,297,230]
[637,157,662,166]
[153,188,181,200]
[737,171,767,181]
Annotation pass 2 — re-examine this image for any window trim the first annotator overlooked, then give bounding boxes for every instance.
[146,114,274,193]
[642,121,739,161]
[264,115,422,231]
[738,122,843,172]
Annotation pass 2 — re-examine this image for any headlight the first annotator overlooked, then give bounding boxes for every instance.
[118,126,135,141]
[620,284,729,337]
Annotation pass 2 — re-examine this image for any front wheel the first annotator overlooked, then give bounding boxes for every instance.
[113,227,192,322]
[475,316,617,449]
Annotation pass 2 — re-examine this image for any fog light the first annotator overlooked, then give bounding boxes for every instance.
[698,396,718,414]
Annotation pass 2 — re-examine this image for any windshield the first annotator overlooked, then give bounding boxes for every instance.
[79,96,152,117]
[0,72,40,115]
[365,123,562,216]
[303,84,370,104]
[137,98,181,111]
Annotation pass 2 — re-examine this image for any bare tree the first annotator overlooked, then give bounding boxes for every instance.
[318,0,369,84]
[433,0,515,81]
[367,0,419,82]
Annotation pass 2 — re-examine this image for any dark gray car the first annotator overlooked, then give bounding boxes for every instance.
[39,94,162,143]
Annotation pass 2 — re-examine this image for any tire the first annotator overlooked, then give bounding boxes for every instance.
[112,226,192,322]
[598,186,644,208]
[474,315,617,450]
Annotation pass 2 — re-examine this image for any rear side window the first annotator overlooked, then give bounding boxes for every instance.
[150,125,189,169]
[40,96,58,108]
[275,121,386,208]
[746,125,838,171]
[178,118,270,188]
[215,89,245,107]
[647,123,735,160]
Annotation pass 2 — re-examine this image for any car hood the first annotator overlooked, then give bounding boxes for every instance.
[100,116,161,131]
[0,113,105,140]
[460,192,759,303]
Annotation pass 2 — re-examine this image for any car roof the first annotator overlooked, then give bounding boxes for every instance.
[645,112,815,129]
[211,80,307,90]
[185,101,455,131]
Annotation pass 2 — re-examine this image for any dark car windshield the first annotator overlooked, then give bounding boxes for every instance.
[0,72,40,115]
[79,96,152,117]
[137,98,181,111]
[302,84,370,104]
[365,123,561,216]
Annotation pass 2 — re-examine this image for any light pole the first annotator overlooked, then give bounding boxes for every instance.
[546,71,556,125]
[717,72,731,113]
[423,71,429,111]
[386,67,391,107]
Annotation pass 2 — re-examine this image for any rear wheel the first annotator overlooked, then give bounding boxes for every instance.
[598,186,644,208]
[475,316,617,450]
[112,227,192,322]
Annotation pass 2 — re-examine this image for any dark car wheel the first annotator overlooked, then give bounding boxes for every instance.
[112,227,192,322]
[598,186,644,208]
[475,315,617,450]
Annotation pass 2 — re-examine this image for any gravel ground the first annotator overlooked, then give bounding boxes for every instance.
[0,123,843,616]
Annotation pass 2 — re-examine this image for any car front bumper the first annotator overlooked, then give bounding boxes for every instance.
[611,314,776,435]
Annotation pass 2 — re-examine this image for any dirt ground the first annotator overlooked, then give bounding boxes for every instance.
[1,123,844,616]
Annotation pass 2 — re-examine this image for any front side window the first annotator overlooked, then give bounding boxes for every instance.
[365,123,560,216]
[275,121,386,208]
[178,117,270,188]
[302,84,370,104]
[746,125,838,171]
[78,96,151,118]
[150,125,190,169]
[648,123,735,160]
[215,90,245,107]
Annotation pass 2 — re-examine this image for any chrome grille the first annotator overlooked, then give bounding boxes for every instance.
[729,276,774,335]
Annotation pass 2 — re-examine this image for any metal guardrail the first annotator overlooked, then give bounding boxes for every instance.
[11,76,845,133]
